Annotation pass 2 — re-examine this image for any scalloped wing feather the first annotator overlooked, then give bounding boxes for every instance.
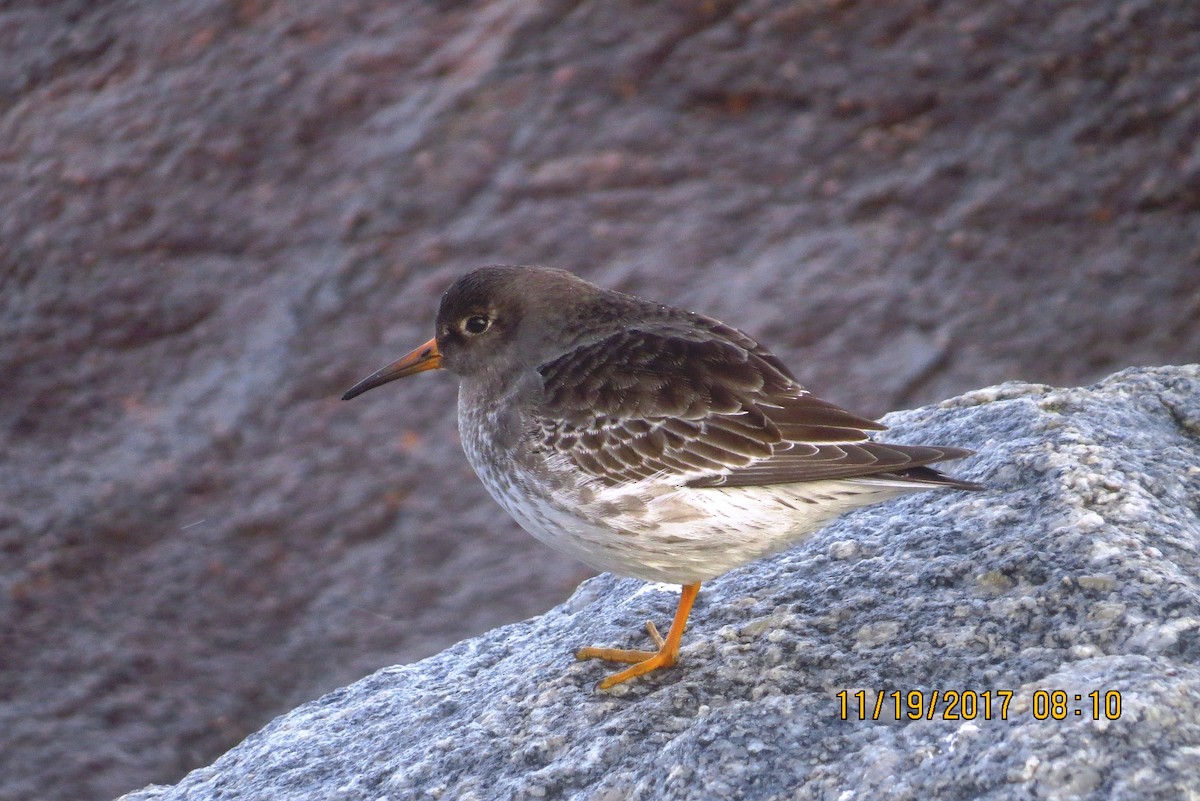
[532,324,972,490]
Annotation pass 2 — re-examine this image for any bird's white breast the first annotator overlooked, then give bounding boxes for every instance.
[458,388,930,584]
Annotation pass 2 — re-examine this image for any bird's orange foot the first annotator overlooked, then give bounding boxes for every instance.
[575,621,679,689]
[574,582,701,690]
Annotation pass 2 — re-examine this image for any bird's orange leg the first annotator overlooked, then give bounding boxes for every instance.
[575,582,701,689]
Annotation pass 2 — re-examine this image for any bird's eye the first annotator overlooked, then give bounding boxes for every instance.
[464,315,491,335]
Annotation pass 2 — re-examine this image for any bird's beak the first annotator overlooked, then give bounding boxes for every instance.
[341,337,442,401]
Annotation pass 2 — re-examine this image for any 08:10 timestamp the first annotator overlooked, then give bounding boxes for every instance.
[836,689,1123,721]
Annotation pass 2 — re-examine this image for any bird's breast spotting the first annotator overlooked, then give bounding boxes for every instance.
[457,386,926,584]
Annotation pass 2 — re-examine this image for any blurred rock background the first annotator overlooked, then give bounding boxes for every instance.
[1,1,1197,799]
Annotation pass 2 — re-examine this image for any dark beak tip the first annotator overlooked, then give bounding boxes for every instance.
[341,376,383,402]
[340,374,379,402]
[342,337,441,403]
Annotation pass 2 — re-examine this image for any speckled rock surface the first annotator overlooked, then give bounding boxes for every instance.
[117,365,1200,801]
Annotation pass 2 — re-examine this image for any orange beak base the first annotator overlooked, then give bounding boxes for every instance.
[341,337,442,400]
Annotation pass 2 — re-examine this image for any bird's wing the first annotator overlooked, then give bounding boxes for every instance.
[532,323,971,489]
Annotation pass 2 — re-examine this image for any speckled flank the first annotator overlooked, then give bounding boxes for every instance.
[460,385,952,584]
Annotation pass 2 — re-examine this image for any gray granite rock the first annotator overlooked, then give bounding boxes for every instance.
[117,365,1200,801]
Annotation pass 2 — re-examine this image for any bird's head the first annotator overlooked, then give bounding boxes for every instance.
[342,265,606,400]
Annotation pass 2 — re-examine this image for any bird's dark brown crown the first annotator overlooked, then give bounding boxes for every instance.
[434,265,657,378]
